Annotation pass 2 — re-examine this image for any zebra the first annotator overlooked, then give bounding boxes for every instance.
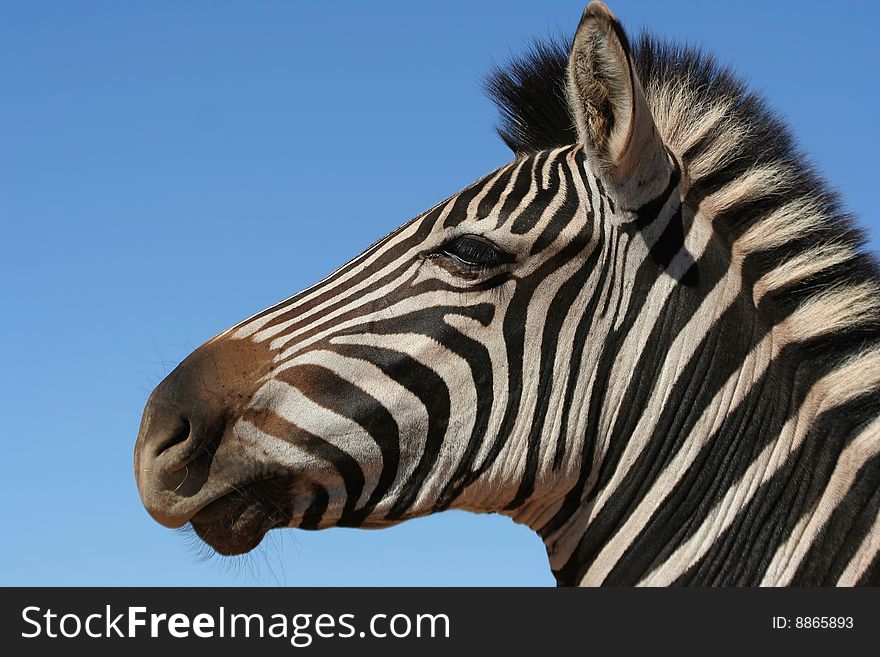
[134,2,880,586]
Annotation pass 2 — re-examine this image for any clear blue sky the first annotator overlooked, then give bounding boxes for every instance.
[2,1,878,586]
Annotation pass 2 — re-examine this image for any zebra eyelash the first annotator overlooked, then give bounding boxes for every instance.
[427,235,515,272]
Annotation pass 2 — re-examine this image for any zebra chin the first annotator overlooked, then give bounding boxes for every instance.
[187,477,295,556]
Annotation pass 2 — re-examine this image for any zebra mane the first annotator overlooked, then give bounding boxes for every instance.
[487,33,880,381]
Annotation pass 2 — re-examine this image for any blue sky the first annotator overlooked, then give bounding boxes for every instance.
[1,1,877,586]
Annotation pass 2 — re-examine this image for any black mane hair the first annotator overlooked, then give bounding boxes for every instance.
[485,37,575,153]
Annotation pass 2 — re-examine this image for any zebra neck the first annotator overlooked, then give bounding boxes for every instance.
[535,309,787,585]
[530,264,875,586]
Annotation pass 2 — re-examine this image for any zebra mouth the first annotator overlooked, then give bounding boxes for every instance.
[189,477,293,556]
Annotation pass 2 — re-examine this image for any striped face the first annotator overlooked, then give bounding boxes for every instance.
[133,2,684,558]
[133,143,640,554]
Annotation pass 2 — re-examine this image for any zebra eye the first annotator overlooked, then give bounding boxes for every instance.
[435,235,512,269]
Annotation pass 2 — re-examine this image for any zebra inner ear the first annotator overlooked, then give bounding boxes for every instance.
[567,2,673,209]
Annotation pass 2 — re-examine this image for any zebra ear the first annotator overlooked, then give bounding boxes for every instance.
[567,2,672,208]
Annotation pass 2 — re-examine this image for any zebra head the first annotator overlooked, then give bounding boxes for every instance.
[134,2,669,556]
[134,1,880,586]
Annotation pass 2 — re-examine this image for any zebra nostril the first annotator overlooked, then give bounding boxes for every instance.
[152,415,192,458]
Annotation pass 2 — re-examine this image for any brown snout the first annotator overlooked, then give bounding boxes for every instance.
[133,335,270,528]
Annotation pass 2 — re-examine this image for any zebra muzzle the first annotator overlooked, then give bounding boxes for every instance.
[133,335,273,531]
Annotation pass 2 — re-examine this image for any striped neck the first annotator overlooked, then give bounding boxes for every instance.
[503,188,878,587]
